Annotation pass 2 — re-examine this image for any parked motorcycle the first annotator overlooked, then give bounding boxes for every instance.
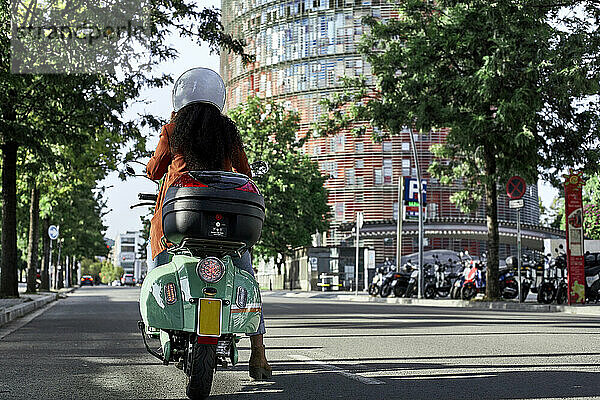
[505,255,531,302]
[369,261,394,296]
[132,163,269,400]
[368,266,386,296]
[380,263,411,298]
[584,252,600,303]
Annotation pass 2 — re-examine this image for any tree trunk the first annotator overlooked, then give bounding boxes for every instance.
[483,145,500,300]
[1,141,19,298]
[40,218,51,291]
[26,183,40,293]
[72,257,78,286]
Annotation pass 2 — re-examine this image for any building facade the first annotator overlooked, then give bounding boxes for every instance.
[113,231,146,281]
[221,1,540,268]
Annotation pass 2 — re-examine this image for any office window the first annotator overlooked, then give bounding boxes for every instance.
[402,142,410,151]
[428,203,438,219]
[402,159,410,176]
[356,176,365,186]
[330,134,345,152]
[355,159,364,169]
[383,159,392,184]
[355,142,364,152]
[393,202,399,220]
[382,141,392,152]
[374,169,382,185]
[345,168,356,185]
[335,202,345,220]
[355,192,364,203]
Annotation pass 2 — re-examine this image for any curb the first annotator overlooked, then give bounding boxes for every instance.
[0,287,77,327]
[262,291,600,316]
[335,295,600,316]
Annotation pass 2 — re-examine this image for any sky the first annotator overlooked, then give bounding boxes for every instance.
[100,3,559,240]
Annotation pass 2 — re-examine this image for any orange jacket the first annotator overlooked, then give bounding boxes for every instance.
[146,123,251,259]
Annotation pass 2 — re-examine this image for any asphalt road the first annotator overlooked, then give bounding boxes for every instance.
[1,286,600,399]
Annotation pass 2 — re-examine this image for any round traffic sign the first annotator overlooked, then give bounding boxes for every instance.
[48,225,59,240]
[506,176,526,200]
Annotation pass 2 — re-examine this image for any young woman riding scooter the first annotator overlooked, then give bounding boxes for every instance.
[145,67,272,380]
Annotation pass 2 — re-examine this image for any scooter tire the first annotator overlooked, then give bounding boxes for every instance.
[556,285,568,305]
[368,284,380,297]
[393,285,406,298]
[537,282,556,304]
[380,284,392,298]
[186,343,217,400]
[461,283,476,300]
[424,286,437,299]
[450,286,459,299]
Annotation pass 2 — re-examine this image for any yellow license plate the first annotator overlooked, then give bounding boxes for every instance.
[197,298,222,337]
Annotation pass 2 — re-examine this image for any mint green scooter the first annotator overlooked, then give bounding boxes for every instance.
[134,165,267,400]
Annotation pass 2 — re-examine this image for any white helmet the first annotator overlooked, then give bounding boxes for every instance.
[172,67,226,113]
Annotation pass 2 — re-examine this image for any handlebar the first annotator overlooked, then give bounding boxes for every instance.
[138,193,158,202]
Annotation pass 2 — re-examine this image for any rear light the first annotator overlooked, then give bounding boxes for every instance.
[171,174,208,188]
[197,336,219,345]
[196,257,226,283]
[235,181,260,194]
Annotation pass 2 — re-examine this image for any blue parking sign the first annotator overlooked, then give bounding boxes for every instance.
[403,177,427,204]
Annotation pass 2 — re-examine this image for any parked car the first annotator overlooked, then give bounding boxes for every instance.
[121,274,135,286]
[80,275,94,286]
[110,280,122,286]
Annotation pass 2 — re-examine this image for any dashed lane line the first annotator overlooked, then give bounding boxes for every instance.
[288,354,385,385]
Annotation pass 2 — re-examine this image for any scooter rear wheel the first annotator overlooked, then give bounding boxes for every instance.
[186,343,217,400]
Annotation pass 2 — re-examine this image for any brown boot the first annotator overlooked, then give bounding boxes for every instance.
[249,344,272,380]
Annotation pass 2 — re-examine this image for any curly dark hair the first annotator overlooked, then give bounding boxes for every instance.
[170,103,243,171]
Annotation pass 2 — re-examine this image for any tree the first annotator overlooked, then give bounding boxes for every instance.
[81,258,102,281]
[583,174,600,239]
[99,261,124,285]
[316,1,600,299]
[228,96,330,274]
[1,2,254,297]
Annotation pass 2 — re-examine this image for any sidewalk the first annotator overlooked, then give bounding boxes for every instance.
[262,290,600,316]
[0,286,77,327]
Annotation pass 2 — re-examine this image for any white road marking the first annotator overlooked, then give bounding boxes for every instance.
[0,301,58,340]
[289,354,385,385]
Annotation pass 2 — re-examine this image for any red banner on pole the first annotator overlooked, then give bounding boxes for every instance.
[564,171,586,305]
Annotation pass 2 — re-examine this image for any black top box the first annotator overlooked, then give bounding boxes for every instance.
[162,171,265,256]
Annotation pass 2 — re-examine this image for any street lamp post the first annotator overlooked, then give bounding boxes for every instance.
[408,131,425,299]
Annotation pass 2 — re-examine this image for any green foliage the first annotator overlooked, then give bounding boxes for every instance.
[99,261,124,284]
[1,0,255,296]
[80,258,102,280]
[584,204,600,240]
[228,97,330,262]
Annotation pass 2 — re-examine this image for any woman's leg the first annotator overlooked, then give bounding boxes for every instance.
[231,251,271,380]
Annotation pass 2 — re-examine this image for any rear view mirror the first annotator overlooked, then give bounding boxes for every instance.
[126,165,136,176]
[250,161,269,178]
